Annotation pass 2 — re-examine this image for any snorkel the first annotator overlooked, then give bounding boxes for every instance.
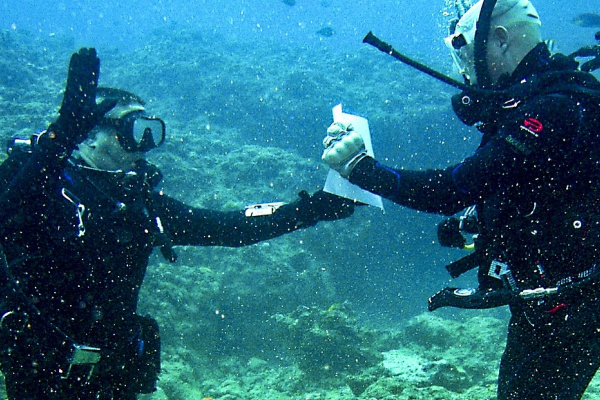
[362,32,472,93]
[473,0,498,89]
[362,0,501,125]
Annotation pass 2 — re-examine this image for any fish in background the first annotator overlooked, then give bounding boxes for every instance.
[572,13,600,28]
[283,0,332,8]
[544,39,557,54]
[316,26,334,37]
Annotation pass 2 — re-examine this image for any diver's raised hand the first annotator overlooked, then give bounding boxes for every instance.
[322,121,367,178]
[44,48,115,153]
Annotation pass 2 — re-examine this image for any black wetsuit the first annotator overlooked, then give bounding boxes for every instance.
[349,43,600,399]
[0,147,330,399]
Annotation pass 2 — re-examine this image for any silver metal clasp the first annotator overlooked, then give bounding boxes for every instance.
[61,344,101,381]
[61,188,86,237]
[519,287,559,300]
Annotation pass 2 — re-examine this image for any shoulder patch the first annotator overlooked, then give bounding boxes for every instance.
[520,117,544,137]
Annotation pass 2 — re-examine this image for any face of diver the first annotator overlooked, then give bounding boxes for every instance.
[74,101,166,171]
[76,128,145,171]
[445,19,478,84]
[485,27,513,84]
[445,0,542,86]
[448,27,510,86]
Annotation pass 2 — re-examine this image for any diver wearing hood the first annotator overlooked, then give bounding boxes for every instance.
[0,48,357,400]
[321,0,600,399]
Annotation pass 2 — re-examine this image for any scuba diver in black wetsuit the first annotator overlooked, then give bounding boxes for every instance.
[321,0,600,398]
[0,48,356,400]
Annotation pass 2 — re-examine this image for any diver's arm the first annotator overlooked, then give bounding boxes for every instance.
[348,157,473,215]
[321,121,476,215]
[154,190,355,248]
[347,130,531,215]
[348,93,583,215]
[322,92,583,215]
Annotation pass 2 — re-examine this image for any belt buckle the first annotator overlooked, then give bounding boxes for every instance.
[488,260,518,290]
[61,344,101,381]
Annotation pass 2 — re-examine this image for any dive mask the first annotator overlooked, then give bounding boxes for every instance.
[101,111,166,153]
[444,8,478,83]
[445,31,476,81]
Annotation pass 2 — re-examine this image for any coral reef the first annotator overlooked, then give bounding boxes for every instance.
[272,302,383,378]
[361,313,506,398]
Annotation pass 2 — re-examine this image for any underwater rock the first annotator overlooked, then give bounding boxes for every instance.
[425,359,471,393]
[365,351,496,399]
[370,313,507,396]
[346,373,378,397]
[402,314,458,349]
[272,302,382,378]
[382,348,429,383]
[381,347,472,393]
[344,365,386,397]
[282,0,296,6]
[401,313,505,353]
[359,376,406,398]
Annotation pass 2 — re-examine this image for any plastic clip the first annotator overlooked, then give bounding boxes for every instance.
[519,287,558,300]
[61,188,86,237]
[0,311,29,334]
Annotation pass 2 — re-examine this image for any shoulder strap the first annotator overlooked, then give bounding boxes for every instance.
[512,70,600,103]
[0,146,31,193]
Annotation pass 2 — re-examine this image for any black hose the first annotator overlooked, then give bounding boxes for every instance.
[473,0,498,88]
[362,31,470,92]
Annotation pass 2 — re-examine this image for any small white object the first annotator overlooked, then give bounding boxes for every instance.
[244,202,285,217]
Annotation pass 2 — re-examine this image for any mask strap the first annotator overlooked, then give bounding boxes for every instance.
[474,0,498,88]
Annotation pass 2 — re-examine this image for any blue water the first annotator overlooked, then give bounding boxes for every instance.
[1,0,598,328]
[2,0,598,55]
[1,0,445,54]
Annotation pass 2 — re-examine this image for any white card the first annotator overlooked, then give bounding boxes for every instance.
[323,104,384,210]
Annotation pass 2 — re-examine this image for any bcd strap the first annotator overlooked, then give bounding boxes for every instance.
[453,69,600,126]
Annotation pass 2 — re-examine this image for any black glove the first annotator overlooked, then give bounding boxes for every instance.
[437,217,466,249]
[44,48,115,152]
[296,189,357,223]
